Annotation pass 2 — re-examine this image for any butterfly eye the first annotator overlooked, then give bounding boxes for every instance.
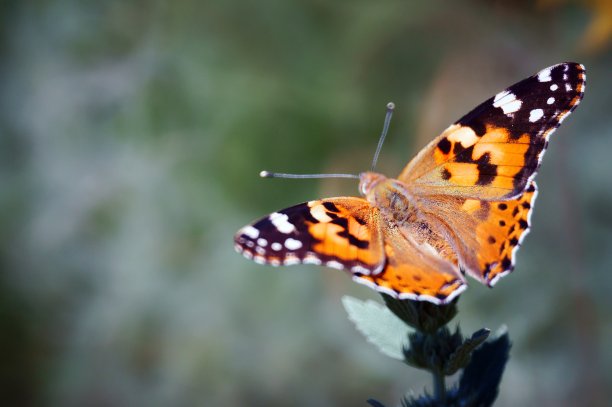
[358,172,386,196]
[359,178,368,195]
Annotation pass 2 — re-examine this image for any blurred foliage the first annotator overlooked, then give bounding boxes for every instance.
[349,295,504,406]
[0,0,611,406]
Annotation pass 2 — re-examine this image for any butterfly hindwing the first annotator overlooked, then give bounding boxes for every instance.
[414,181,538,286]
[481,182,538,285]
[399,62,585,200]
[235,198,385,274]
[353,226,466,303]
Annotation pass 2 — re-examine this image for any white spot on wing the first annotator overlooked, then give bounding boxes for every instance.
[257,238,268,247]
[376,286,397,297]
[441,283,467,303]
[269,212,295,234]
[529,109,544,122]
[538,67,552,82]
[284,238,303,250]
[502,100,522,115]
[255,246,266,255]
[253,255,266,265]
[303,253,322,265]
[397,292,419,301]
[241,226,259,239]
[372,263,384,275]
[447,126,478,148]
[547,97,555,105]
[284,257,300,265]
[565,83,572,92]
[492,90,522,115]
[326,260,344,270]
[310,205,332,222]
[550,84,558,91]
[489,270,509,287]
[493,90,509,104]
[352,276,378,290]
[271,242,282,251]
[351,265,371,275]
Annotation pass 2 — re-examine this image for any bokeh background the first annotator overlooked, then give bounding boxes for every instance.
[1,1,611,406]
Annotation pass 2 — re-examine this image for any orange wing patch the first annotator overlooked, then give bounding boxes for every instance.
[353,227,466,303]
[305,200,384,271]
[414,181,538,287]
[235,197,385,275]
[437,125,532,194]
[399,62,586,201]
[405,123,537,200]
[473,182,538,285]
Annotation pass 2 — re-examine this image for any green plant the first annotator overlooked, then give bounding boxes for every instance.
[343,295,510,406]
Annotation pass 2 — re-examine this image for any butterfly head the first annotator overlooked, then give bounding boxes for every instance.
[358,171,387,196]
[360,171,414,220]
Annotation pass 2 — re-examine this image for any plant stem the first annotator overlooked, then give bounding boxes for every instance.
[433,369,446,405]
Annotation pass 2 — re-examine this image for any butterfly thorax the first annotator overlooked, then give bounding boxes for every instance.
[360,171,457,263]
[359,171,416,225]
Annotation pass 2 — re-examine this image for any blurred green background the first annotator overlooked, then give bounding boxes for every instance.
[1,1,610,406]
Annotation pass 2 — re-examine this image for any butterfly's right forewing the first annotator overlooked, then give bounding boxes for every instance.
[399,62,585,200]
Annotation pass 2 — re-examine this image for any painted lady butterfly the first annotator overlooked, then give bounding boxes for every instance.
[235,62,585,304]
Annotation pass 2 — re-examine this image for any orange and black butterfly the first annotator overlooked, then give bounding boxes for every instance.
[235,63,585,304]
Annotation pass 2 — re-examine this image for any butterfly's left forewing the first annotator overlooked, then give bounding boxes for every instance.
[235,198,386,274]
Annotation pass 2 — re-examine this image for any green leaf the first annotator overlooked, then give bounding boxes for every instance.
[457,328,511,406]
[381,294,458,333]
[444,328,490,375]
[366,399,388,407]
[342,296,410,361]
[403,326,463,372]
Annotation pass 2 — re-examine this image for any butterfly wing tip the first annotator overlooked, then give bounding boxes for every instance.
[486,267,514,287]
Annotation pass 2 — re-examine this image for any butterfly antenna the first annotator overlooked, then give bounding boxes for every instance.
[260,171,359,179]
[370,102,395,171]
[259,104,395,180]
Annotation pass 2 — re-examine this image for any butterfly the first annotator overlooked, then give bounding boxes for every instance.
[234,62,586,304]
